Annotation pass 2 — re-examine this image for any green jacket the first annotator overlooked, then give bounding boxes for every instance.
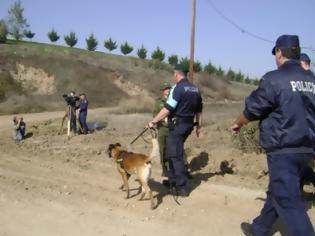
[153,98,168,128]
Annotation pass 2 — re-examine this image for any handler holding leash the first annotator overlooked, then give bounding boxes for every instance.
[232,35,315,236]
[147,63,203,197]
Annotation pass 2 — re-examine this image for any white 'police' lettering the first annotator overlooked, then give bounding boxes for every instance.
[290,81,315,94]
[184,86,199,93]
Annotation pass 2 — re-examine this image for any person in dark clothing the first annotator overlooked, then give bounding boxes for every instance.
[232,35,315,236]
[147,63,203,197]
[78,93,89,134]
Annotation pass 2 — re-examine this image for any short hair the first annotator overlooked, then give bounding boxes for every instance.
[278,47,301,60]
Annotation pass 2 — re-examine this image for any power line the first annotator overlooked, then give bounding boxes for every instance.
[206,0,274,44]
[206,0,315,55]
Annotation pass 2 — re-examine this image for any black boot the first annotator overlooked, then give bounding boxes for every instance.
[240,222,254,236]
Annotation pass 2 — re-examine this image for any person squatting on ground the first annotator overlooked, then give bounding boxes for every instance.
[12,116,26,141]
[153,82,172,177]
[77,93,89,135]
[147,63,203,197]
[231,35,315,236]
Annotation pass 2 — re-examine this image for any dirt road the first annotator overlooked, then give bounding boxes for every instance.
[0,108,314,236]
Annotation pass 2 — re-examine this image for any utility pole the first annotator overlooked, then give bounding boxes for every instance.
[189,0,196,82]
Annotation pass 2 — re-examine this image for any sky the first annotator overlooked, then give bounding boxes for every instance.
[1,0,314,78]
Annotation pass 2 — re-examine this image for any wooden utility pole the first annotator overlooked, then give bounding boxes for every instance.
[189,0,196,82]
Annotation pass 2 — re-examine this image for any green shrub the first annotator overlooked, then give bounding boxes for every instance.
[0,20,8,43]
[151,47,165,61]
[137,45,147,59]
[232,121,262,154]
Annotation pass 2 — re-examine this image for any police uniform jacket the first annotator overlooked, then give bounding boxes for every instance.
[244,60,315,154]
[79,99,88,113]
[165,78,203,120]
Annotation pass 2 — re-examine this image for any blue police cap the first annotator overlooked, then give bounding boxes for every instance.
[300,53,311,63]
[272,35,300,55]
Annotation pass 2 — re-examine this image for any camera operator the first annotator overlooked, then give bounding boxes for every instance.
[62,91,80,134]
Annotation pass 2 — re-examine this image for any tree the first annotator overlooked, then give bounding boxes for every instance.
[168,55,178,66]
[86,33,98,51]
[226,68,236,81]
[7,0,29,40]
[151,47,165,61]
[64,32,78,47]
[120,41,133,55]
[24,29,35,40]
[245,76,251,84]
[137,45,147,59]
[179,57,190,69]
[0,20,8,43]
[204,61,217,74]
[104,38,117,51]
[235,71,244,82]
[216,66,224,76]
[193,61,202,72]
[47,29,60,42]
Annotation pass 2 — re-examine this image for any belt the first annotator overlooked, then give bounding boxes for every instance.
[174,116,194,123]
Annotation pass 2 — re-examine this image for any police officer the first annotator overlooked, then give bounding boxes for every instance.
[78,93,89,134]
[300,53,312,71]
[231,35,315,236]
[153,82,172,177]
[147,63,203,197]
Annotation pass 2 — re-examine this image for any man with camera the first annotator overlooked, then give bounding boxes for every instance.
[62,91,80,134]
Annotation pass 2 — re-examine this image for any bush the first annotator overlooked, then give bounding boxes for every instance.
[0,20,8,43]
[193,60,202,72]
[137,45,147,59]
[151,47,165,61]
[120,41,133,55]
[47,29,60,42]
[24,29,35,40]
[64,32,78,47]
[104,38,117,51]
[204,61,217,74]
[86,33,98,51]
[168,55,178,66]
[232,121,262,154]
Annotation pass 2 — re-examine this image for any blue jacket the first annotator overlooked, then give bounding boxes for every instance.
[165,78,203,118]
[79,98,88,113]
[244,60,315,154]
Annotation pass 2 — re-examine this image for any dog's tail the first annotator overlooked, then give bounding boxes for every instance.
[149,137,160,161]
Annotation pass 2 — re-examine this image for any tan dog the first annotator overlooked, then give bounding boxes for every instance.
[107,136,159,209]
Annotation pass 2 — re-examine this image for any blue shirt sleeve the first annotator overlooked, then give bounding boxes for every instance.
[165,85,179,111]
[243,77,276,121]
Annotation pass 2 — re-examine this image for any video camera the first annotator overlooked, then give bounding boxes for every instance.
[62,94,80,107]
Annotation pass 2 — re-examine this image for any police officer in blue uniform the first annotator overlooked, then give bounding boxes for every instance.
[78,93,89,134]
[147,64,203,197]
[232,35,315,236]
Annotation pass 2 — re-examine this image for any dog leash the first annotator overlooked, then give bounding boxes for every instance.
[130,127,149,145]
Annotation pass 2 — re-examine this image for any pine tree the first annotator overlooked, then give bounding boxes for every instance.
[104,38,117,51]
[216,66,224,76]
[168,55,178,66]
[64,32,78,47]
[137,45,147,59]
[193,61,202,72]
[7,0,29,40]
[120,42,133,55]
[151,47,165,61]
[47,29,60,42]
[24,29,35,40]
[204,61,217,74]
[86,33,98,51]
[0,20,8,43]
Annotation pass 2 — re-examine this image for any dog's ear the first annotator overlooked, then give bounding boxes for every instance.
[115,143,121,147]
[108,144,115,150]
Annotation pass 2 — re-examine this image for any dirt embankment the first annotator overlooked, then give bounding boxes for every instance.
[0,42,255,115]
